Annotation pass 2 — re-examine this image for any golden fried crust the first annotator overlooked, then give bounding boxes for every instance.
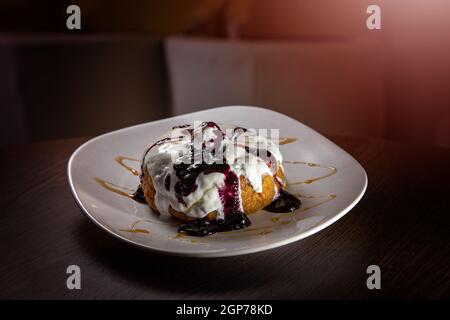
[141,167,158,212]
[141,165,285,222]
[241,167,285,214]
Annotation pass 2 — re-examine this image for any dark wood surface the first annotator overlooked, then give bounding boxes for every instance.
[0,136,449,299]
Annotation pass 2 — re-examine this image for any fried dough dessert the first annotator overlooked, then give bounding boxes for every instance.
[138,122,299,236]
[141,165,285,222]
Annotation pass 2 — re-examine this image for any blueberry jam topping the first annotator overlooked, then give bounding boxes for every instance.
[178,211,251,237]
[171,122,229,205]
[264,189,301,213]
[132,185,147,204]
[216,166,241,216]
[173,162,203,204]
[164,175,171,191]
[170,122,247,235]
[174,161,247,236]
[173,162,234,204]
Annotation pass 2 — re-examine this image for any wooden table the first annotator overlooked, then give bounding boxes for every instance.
[0,136,449,299]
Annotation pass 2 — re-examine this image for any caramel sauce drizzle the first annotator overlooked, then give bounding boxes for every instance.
[296,193,336,212]
[173,232,201,243]
[94,177,136,200]
[114,156,140,176]
[284,160,337,185]
[223,224,273,234]
[278,137,298,145]
[119,228,150,234]
[271,217,289,223]
[119,219,152,234]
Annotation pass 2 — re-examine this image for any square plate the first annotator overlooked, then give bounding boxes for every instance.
[68,106,367,257]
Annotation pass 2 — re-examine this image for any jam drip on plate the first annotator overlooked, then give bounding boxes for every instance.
[132,185,147,204]
[178,211,251,237]
[264,189,301,213]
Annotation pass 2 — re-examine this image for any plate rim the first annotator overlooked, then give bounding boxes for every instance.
[67,105,368,258]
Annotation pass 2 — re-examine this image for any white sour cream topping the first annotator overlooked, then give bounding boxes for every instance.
[143,123,283,220]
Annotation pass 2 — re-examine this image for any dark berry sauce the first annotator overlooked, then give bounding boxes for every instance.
[164,175,171,191]
[132,185,147,204]
[264,189,301,213]
[178,211,250,237]
[173,161,243,234]
[216,167,241,217]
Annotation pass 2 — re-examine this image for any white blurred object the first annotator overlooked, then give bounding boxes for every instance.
[166,37,386,138]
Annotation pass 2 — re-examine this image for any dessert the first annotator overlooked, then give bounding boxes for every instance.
[137,121,300,236]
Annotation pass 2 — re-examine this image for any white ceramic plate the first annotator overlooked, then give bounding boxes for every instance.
[68,106,367,257]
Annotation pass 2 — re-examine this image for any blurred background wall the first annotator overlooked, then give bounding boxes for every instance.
[0,0,449,148]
